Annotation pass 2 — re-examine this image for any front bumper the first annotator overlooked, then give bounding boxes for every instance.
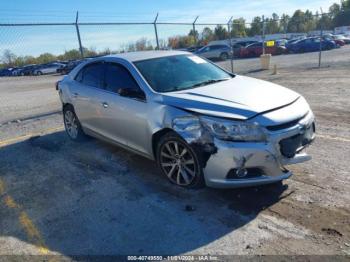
[203,111,315,188]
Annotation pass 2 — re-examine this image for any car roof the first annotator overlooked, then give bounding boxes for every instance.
[105,50,190,62]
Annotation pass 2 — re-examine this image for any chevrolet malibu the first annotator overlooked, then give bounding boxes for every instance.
[57,51,315,188]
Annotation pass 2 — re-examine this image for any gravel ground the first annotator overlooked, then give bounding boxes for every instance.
[0,47,349,258]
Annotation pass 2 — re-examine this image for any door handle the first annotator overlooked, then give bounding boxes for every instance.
[101,102,109,108]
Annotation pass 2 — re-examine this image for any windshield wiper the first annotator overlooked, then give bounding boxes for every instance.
[167,78,230,92]
[189,78,230,88]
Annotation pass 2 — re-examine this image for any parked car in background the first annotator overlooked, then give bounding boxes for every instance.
[231,41,259,57]
[58,60,84,75]
[0,68,12,77]
[16,64,38,76]
[285,37,306,49]
[333,34,350,44]
[33,63,65,75]
[57,51,315,188]
[195,44,232,60]
[183,45,204,53]
[322,36,344,47]
[287,37,336,53]
[239,42,287,58]
[233,40,258,48]
[276,39,288,46]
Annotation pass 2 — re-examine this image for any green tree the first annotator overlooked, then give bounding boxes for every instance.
[329,3,341,20]
[213,25,228,40]
[288,10,308,32]
[333,0,350,27]
[36,53,57,64]
[317,13,333,30]
[231,18,247,37]
[265,13,280,34]
[188,29,199,43]
[249,16,262,36]
[57,49,81,61]
[200,27,214,44]
[280,14,290,33]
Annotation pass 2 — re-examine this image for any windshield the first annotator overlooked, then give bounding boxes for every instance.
[134,55,232,93]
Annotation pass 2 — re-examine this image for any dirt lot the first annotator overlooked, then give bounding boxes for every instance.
[0,47,349,258]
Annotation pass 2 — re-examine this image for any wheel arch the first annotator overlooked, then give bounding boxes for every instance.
[151,128,174,159]
[63,103,74,111]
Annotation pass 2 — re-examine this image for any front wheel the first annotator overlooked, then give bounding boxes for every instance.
[63,105,88,141]
[156,132,204,188]
[220,52,228,61]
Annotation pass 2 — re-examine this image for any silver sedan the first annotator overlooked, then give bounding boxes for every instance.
[57,51,315,188]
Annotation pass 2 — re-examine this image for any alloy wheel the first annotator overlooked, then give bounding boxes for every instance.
[160,140,197,186]
[64,110,78,139]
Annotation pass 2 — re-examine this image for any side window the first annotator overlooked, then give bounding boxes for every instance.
[79,62,105,88]
[104,63,145,100]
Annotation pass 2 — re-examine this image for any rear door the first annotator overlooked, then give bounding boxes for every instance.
[70,62,106,135]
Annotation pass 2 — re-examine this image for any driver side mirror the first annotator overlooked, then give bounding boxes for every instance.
[117,87,146,100]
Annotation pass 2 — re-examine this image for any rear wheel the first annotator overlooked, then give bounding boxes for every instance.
[156,132,204,188]
[37,71,43,76]
[63,105,88,141]
[220,52,228,61]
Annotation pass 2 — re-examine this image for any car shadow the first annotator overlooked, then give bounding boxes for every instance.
[0,131,288,256]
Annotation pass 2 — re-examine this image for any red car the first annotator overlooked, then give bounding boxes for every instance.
[239,42,287,58]
[323,36,345,46]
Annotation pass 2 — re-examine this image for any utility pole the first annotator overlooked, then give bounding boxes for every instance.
[154,13,160,50]
[192,16,199,46]
[75,11,84,58]
[318,8,324,68]
[227,16,234,73]
[262,15,266,55]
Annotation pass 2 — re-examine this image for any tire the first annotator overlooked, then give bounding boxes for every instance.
[37,71,43,76]
[156,131,205,188]
[63,105,88,141]
[220,52,228,61]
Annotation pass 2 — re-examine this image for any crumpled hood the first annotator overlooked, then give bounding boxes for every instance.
[159,75,300,120]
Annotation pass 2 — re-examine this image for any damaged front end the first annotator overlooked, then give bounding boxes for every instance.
[170,107,315,188]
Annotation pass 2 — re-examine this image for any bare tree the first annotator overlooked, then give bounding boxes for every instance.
[2,49,17,66]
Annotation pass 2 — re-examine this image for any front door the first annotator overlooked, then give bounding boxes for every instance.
[98,62,149,154]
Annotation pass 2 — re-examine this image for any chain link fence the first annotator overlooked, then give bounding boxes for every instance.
[1,9,350,76]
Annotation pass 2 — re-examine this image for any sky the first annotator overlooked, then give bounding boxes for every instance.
[0,0,338,58]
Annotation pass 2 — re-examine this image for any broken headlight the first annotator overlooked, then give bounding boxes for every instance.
[200,116,266,142]
[172,116,201,132]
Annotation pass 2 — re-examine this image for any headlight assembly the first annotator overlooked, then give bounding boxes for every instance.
[200,116,266,142]
[172,116,201,132]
